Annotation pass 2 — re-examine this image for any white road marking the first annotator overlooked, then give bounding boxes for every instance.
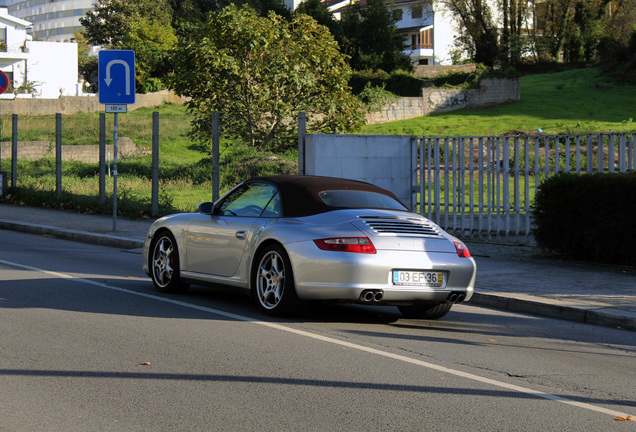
[1,258,633,419]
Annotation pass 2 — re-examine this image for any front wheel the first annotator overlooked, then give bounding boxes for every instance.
[150,231,189,293]
[398,302,452,320]
[252,244,300,316]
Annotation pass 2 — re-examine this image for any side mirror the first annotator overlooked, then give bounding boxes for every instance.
[196,201,214,215]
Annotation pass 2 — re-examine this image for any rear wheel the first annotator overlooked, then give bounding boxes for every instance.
[252,244,299,316]
[398,302,452,319]
[150,231,189,293]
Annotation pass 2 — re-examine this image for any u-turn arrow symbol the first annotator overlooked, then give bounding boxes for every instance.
[104,59,131,95]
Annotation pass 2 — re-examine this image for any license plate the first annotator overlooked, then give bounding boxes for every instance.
[392,270,445,287]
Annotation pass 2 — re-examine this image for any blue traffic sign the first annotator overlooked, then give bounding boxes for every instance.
[98,50,135,104]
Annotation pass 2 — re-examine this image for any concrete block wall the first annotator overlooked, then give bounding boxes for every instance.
[365,78,520,124]
[365,97,424,125]
[0,137,144,164]
[0,90,187,115]
[423,78,520,115]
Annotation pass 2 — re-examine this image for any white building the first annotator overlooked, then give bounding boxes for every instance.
[326,0,458,65]
[7,0,95,42]
[0,6,80,98]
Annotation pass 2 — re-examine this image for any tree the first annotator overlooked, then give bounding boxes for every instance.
[295,0,340,34]
[168,0,222,22]
[122,18,178,92]
[80,0,173,46]
[336,0,413,72]
[74,30,98,92]
[500,0,532,64]
[532,0,636,63]
[443,0,500,66]
[170,4,365,151]
[80,0,177,92]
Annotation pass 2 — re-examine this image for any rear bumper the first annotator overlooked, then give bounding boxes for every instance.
[285,241,476,304]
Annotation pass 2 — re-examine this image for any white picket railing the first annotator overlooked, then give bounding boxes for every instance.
[416,132,635,243]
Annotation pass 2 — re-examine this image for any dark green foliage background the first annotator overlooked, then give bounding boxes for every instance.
[532,172,636,265]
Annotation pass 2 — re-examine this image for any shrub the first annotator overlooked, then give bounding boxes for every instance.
[349,69,423,96]
[433,64,521,89]
[532,172,636,265]
[357,83,400,112]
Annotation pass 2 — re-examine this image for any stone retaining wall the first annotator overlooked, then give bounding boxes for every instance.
[0,90,187,115]
[0,137,145,163]
[366,78,520,125]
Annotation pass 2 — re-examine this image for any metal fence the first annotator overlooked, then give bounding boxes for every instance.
[416,132,636,243]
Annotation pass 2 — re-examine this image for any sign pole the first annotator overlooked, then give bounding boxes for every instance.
[0,70,8,173]
[113,112,118,232]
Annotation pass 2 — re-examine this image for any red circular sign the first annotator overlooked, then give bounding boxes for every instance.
[0,70,8,94]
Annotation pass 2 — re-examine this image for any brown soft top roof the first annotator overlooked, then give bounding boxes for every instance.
[250,175,405,217]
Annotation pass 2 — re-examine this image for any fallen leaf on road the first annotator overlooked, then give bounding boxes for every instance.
[614,416,633,421]
[139,362,151,366]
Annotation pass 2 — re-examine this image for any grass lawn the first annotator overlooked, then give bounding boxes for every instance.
[361,67,636,136]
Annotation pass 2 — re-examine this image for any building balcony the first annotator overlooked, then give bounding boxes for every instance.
[0,43,29,60]
[403,46,434,57]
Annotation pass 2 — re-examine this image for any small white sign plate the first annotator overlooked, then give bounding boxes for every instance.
[105,104,128,113]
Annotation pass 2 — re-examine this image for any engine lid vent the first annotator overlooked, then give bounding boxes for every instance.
[359,216,443,237]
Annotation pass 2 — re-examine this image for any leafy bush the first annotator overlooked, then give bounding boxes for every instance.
[532,172,636,265]
[349,70,423,96]
[433,64,521,89]
[357,83,400,112]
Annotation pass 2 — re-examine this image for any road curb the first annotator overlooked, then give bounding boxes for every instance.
[0,219,144,250]
[470,292,636,332]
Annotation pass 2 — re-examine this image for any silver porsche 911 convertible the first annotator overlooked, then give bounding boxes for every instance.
[142,175,476,319]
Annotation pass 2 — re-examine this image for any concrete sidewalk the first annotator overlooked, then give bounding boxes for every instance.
[1,203,635,331]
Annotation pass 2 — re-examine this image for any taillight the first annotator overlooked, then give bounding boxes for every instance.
[453,241,471,258]
[314,237,377,254]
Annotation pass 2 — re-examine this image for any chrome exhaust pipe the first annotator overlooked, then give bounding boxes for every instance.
[360,290,384,303]
[448,293,458,303]
[457,294,466,303]
[362,290,375,302]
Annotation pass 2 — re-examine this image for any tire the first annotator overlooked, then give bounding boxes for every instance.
[398,302,452,320]
[252,244,299,316]
[150,231,189,294]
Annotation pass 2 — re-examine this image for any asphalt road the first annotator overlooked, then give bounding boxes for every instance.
[1,230,635,431]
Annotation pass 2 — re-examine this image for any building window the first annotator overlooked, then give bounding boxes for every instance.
[411,28,433,49]
[418,59,429,65]
[0,30,5,53]
[420,28,433,48]
[5,71,14,92]
[411,5,422,19]
[393,9,403,21]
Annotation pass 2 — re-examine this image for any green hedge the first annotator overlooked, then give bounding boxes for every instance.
[349,70,424,96]
[532,172,636,265]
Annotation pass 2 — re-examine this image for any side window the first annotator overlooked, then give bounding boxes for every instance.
[217,182,278,217]
[262,191,281,217]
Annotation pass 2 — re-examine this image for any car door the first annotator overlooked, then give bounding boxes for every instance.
[185,182,279,277]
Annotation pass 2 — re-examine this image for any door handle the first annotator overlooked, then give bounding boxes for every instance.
[235,231,247,240]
